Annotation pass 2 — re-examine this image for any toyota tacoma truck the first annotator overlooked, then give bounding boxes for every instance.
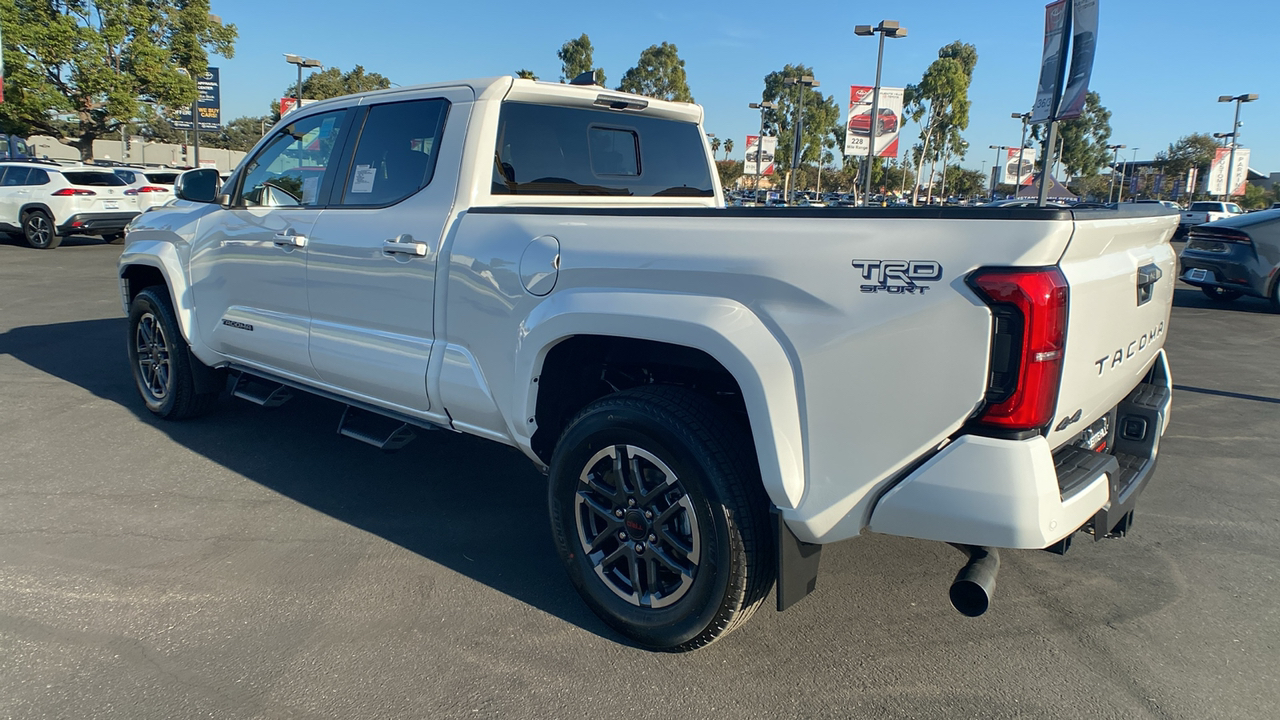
[118,76,1177,651]
[1179,200,1242,237]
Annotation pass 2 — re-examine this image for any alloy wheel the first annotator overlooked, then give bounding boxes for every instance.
[134,312,172,401]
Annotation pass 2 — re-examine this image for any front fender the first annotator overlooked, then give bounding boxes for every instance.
[515,289,806,509]
[118,241,214,366]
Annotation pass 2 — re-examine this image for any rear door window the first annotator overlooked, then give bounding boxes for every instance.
[492,102,713,197]
[2,167,31,186]
[338,98,449,206]
[28,169,49,185]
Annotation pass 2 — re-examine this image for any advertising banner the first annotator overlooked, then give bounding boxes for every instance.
[844,86,904,158]
[172,67,222,132]
[1057,0,1099,120]
[280,97,317,116]
[1172,178,1183,198]
[1152,174,1164,194]
[1002,147,1039,185]
[1187,167,1199,195]
[744,135,777,176]
[1030,0,1070,123]
[1207,147,1250,196]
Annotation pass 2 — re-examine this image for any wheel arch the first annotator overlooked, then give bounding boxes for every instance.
[517,290,806,509]
[19,202,55,221]
[118,241,206,363]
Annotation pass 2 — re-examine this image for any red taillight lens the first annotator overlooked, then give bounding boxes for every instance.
[137,186,170,193]
[968,267,1069,431]
[52,188,96,196]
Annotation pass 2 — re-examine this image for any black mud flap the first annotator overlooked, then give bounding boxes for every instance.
[773,507,822,611]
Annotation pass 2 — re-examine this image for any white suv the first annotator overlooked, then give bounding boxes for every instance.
[113,167,179,211]
[0,161,141,248]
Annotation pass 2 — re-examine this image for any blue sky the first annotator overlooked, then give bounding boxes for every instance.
[211,0,1279,174]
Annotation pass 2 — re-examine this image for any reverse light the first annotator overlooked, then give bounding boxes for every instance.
[124,189,139,196]
[52,188,97,196]
[968,267,1069,431]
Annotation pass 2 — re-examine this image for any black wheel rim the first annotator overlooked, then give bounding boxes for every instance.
[26,215,51,247]
[135,312,172,402]
[574,444,701,608]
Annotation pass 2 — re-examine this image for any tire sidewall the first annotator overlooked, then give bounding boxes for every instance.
[23,211,58,249]
[127,289,181,416]
[548,400,737,649]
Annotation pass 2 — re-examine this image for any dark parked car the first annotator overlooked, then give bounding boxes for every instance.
[1179,209,1280,309]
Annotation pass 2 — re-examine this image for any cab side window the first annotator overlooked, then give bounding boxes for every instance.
[236,110,348,208]
[339,99,449,207]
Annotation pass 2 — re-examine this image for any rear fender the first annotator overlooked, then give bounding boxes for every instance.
[516,289,806,509]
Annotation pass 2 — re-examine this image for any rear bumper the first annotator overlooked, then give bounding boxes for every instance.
[866,350,1171,549]
[1179,253,1267,298]
[57,212,139,236]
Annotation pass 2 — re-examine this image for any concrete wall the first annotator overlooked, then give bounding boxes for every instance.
[27,135,247,173]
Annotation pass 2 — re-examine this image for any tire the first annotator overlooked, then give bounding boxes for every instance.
[104,233,125,245]
[127,287,220,420]
[1270,279,1280,314]
[1201,285,1242,302]
[22,210,61,249]
[548,385,773,651]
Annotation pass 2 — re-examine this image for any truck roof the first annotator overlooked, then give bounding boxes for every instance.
[292,76,704,125]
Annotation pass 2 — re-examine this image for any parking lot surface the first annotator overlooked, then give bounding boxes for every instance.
[1,236,1277,720]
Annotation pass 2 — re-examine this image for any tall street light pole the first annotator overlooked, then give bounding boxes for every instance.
[856,20,907,206]
[1012,112,1031,190]
[783,76,818,202]
[1218,93,1258,202]
[1105,144,1126,203]
[1119,147,1139,201]
[748,101,776,196]
[988,145,1008,198]
[284,54,323,115]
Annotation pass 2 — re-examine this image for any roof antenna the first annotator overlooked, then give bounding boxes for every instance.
[569,70,600,86]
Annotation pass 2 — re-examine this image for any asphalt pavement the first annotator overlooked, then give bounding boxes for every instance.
[1,235,1277,720]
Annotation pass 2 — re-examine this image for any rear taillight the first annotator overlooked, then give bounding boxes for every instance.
[137,186,170,193]
[968,267,1069,431]
[124,189,139,195]
[52,188,96,196]
[1189,227,1251,245]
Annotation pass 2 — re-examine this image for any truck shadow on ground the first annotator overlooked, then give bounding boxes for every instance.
[1172,285,1277,314]
[0,316,619,644]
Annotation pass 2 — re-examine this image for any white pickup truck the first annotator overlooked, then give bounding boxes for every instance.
[118,77,1177,651]
[1179,200,1242,235]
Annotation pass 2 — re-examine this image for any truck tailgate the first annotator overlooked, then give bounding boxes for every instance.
[1047,208,1177,449]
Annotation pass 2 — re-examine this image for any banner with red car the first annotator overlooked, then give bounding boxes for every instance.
[844,85,904,158]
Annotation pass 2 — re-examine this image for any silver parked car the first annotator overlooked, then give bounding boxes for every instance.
[1179,208,1280,310]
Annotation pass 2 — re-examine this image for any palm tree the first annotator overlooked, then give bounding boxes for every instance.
[710,137,721,157]
[515,69,538,80]
[724,138,734,161]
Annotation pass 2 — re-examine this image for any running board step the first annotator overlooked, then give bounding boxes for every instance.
[337,405,417,452]
[231,373,294,407]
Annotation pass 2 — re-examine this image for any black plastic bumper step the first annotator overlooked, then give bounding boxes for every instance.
[337,405,416,452]
[231,373,294,407]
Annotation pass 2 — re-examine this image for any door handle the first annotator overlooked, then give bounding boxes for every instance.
[272,232,307,248]
[382,236,428,257]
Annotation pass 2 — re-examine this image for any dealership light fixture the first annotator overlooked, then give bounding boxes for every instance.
[856,20,907,205]
[284,54,323,114]
[748,101,777,193]
[1217,93,1258,201]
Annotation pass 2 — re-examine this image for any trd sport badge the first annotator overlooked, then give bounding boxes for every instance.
[851,259,943,294]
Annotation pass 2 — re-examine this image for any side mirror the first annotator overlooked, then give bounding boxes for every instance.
[174,167,221,204]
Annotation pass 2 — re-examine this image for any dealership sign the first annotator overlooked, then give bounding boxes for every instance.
[744,135,777,176]
[1031,0,1100,123]
[172,67,222,132]
[844,86,904,158]
[1002,147,1039,186]
[1207,147,1250,196]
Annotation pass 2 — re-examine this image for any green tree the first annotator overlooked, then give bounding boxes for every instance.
[723,137,734,160]
[515,69,539,80]
[558,33,605,85]
[760,64,842,194]
[290,65,391,101]
[945,165,986,198]
[903,42,977,204]
[0,0,237,161]
[716,160,743,189]
[1155,133,1217,181]
[201,115,271,152]
[1035,91,1112,177]
[617,42,693,102]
